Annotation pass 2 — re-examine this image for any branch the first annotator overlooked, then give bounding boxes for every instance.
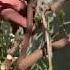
[20,33,30,57]
[15,49,43,70]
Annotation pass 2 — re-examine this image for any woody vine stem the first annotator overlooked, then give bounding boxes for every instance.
[42,13,53,70]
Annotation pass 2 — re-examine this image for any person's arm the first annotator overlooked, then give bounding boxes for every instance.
[1,8,27,27]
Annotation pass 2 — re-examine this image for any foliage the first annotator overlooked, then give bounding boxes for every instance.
[0,20,12,61]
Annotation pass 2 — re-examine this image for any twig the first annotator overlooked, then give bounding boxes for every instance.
[42,13,53,70]
[27,0,34,32]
